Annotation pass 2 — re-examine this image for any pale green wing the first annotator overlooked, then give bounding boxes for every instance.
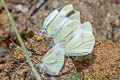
[53,11,81,44]
[60,4,73,13]
[65,31,95,56]
[41,4,81,37]
[39,43,65,75]
[40,4,73,37]
[47,4,74,35]
[69,11,81,23]
[53,20,81,44]
[47,11,81,36]
[65,22,95,56]
[42,10,59,30]
[40,10,59,37]
[43,4,73,30]
[78,22,92,31]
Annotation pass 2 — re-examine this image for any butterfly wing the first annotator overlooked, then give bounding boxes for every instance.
[42,10,59,30]
[53,11,81,39]
[40,10,59,37]
[78,22,92,31]
[41,4,81,37]
[47,4,74,36]
[39,43,65,75]
[53,20,81,44]
[40,4,73,36]
[69,11,81,23]
[65,22,95,56]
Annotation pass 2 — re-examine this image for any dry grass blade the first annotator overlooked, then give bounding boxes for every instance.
[1,0,42,80]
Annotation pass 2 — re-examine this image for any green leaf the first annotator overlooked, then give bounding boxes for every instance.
[83,75,89,80]
[68,73,83,80]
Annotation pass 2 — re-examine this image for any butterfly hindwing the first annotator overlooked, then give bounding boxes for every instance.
[39,43,65,75]
[65,22,95,56]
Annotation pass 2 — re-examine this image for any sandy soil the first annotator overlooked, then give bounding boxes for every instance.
[0,0,120,80]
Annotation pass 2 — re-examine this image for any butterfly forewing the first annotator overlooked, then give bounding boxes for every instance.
[54,20,81,44]
[69,11,81,22]
[42,10,59,29]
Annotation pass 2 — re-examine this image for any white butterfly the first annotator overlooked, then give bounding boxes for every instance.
[39,4,95,76]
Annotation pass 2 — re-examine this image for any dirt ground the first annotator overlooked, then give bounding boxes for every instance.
[0,0,120,80]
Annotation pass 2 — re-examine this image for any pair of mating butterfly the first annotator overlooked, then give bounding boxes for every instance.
[39,4,95,75]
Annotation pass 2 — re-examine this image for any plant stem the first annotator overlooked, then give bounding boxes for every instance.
[0,35,8,39]
[1,0,42,80]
